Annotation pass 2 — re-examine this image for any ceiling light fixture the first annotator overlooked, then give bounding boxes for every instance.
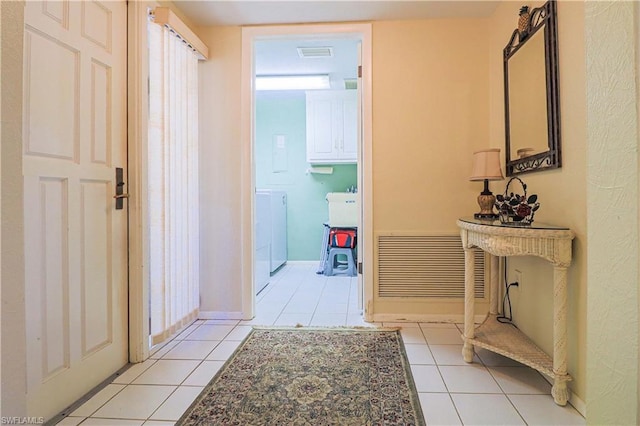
[255,75,331,91]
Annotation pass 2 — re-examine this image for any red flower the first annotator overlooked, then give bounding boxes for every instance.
[515,203,532,218]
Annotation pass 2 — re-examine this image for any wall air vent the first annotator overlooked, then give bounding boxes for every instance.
[377,234,485,298]
[297,47,334,58]
[344,79,357,90]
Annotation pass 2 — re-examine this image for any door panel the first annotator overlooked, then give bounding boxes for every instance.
[341,93,358,159]
[24,28,79,161]
[80,179,112,355]
[308,98,335,159]
[23,0,127,419]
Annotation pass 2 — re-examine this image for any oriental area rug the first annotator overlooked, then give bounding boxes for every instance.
[177,327,425,426]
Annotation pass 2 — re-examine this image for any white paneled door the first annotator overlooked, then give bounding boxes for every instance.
[23,0,128,419]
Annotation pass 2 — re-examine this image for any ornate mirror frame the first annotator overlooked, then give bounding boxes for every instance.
[504,0,561,176]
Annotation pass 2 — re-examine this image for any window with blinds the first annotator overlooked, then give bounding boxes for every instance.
[147,17,202,345]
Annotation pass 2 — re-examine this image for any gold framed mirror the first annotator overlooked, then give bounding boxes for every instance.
[504,1,561,176]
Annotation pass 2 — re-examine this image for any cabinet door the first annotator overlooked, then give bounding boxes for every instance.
[306,90,357,164]
[306,96,338,162]
[340,91,358,161]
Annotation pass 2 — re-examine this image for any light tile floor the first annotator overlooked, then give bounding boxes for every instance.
[56,261,585,425]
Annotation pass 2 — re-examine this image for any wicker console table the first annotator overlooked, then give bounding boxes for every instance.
[457,217,575,406]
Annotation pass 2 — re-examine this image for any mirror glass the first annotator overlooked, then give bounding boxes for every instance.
[508,30,547,161]
[504,1,560,176]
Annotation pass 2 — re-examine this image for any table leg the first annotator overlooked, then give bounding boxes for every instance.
[551,265,570,406]
[462,246,475,363]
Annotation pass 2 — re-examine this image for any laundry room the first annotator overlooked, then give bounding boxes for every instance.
[253,36,361,302]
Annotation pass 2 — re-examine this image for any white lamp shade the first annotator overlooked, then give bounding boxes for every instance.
[470,148,504,181]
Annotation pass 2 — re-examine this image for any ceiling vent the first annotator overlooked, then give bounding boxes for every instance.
[297,46,333,58]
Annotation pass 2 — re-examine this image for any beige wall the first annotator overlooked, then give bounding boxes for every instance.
[198,26,244,314]
[371,18,491,317]
[488,0,588,407]
[0,5,3,412]
[372,18,490,231]
[0,0,27,416]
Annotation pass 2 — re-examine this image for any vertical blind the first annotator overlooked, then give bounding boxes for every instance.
[148,20,200,346]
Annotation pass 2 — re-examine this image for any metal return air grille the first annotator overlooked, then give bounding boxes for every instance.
[377,235,485,298]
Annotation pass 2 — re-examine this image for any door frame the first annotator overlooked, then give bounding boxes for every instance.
[1,1,28,414]
[127,0,154,363]
[240,23,374,320]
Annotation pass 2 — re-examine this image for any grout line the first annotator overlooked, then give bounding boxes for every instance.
[79,264,584,425]
[146,385,182,424]
[445,391,464,425]
[116,359,159,384]
[78,415,149,423]
[502,393,529,425]
[46,367,132,425]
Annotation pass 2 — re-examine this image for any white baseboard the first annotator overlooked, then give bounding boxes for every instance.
[371,313,485,324]
[570,393,586,418]
[198,311,244,320]
[539,375,586,418]
[283,260,318,266]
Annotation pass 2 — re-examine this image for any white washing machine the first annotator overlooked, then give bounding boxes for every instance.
[254,191,271,294]
[255,190,288,294]
[268,190,287,273]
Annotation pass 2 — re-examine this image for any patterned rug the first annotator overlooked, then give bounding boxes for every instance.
[177,327,425,425]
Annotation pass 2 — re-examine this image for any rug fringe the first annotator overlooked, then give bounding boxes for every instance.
[250,325,402,332]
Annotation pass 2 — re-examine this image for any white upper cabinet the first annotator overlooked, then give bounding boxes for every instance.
[306,90,358,164]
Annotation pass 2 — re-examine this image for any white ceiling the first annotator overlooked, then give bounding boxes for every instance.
[254,38,359,89]
[174,1,501,27]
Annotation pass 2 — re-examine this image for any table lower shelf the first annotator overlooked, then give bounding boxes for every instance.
[464,314,571,382]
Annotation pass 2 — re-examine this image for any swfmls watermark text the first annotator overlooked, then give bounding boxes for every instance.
[1,418,44,425]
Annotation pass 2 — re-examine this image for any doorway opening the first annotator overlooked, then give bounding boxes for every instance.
[240,23,373,323]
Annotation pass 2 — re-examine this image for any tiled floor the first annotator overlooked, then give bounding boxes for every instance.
[56,261,585,425]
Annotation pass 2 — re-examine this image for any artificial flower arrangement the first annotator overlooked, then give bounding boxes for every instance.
[494,177,540,225]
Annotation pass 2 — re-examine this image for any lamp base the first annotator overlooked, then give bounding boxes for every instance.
[474,212,498,219]
[475,193,497,219]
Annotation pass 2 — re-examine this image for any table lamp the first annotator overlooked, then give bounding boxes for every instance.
[470,148,504,219]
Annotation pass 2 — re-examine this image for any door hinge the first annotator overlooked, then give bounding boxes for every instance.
[358,262,362,274]
[358,65,362,78]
